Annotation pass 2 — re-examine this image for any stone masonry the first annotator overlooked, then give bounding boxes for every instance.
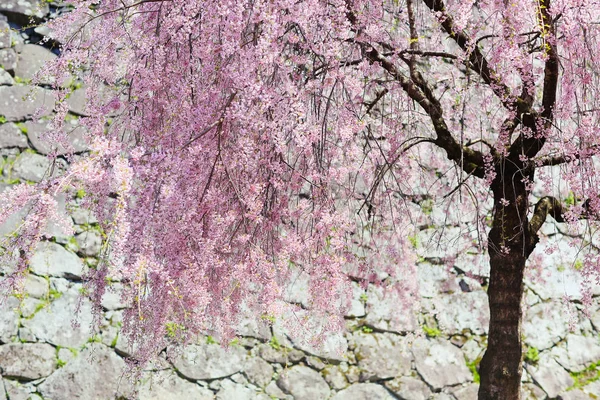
[2,1,600,399]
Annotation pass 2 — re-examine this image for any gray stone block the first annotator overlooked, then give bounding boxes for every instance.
[330,383,395,400]
[0,122,28,148]
[322,365,349,390]
[434,291,490,335]
[0,68,13,85]
[3,379,29,400]
[243,357,273,388]
[351,332,412,381]
[14,44,56,84]
[411,338,472,389]
[11,151,50,182]
[0,20,9,48]
[29,241,85,279]
[553,334,600,373]
[0,296,19,343]
[138,370,215,400]
[0,48,16,71]
[168,343,247,380]
[38,343,132,400]
[0,0,49,23]
[75,229,102,256]
[526,354,573,398]
[0,85,54,121]
[216,380,256,400]
[276,366,330,400]
[384,376,432,400]
[0,343,56,380]
[524,301,570,350]
[21,286,94,347]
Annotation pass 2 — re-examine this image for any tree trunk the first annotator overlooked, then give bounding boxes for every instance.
[478,175,533,399]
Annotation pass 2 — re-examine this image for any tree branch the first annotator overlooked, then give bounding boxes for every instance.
[344,0,487,177]
[363,45,486,178]
[534,145,599,167]
[529,196,565,235]
[508,0,559,161]
[421,0,523,112]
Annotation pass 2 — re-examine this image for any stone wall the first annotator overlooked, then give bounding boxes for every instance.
[1,1,600,399]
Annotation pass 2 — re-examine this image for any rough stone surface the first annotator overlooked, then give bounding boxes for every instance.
[244,357,273,388]
[552,333,600,372]
[0,68,13,85]
[276,366,330,400]
[352,332,412,381]
[0,296,19,343]
[22,286,94,347]
[24,273,49,298]
[0,0,49,22]
[265,381,290,399]
[216,380,257,400]
[14,44,56,84]
[38,343,132,400]
[29,241,85,279]
[3,379,28,400]
[526,354,574,398]
[330,383,395,400]
[0,343,56,380]
[418,262,461,298]
[0,85,54,121]
[558,389,593,400]
[11,151,50,182]
[347,281,366,317]
[522,382,548,400]
[0,378,5,400]
[283,267,310,307]
[169,343,247,380]
[384,376,432,400]
[57,347,75,365]
[451,384,479,399]
[65,86,90,116]
[365,284,417,333]
[258,343,304,364]
[138,370,215,400]
[69,206,98,225]
[0,19,9,48]
[0,48,15,70]
[322,365,348,390]
[412,338,472,389]
[581,380,600,397]
[524,301,570,350]
[0,123,28,148]
[435,291,489,335]
[101,282,127,310]
[75,229,102,256]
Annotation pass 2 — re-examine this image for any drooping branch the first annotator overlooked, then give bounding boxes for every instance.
[421,0,524,112]
[530,193,599,238]
[529,196,566,235]
[362,45,486,178]
[343,0,487,177]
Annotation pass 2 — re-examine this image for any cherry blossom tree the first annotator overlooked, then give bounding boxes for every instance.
[2,0,600,398]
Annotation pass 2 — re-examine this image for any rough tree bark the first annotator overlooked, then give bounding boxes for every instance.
[479,171,533,399]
